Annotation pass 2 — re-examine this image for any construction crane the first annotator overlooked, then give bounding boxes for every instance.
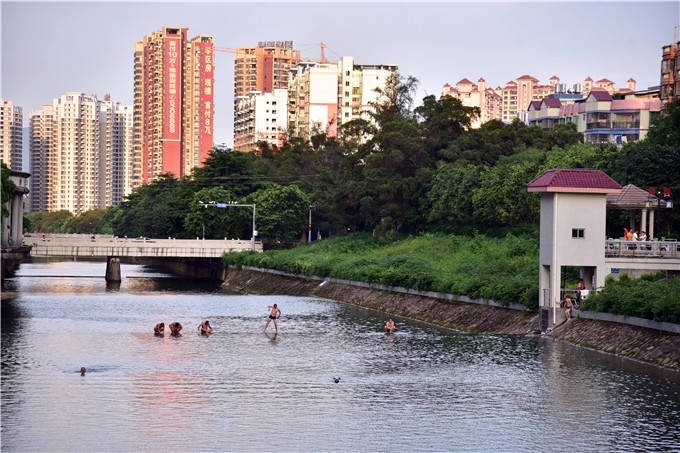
[214,42,332,64]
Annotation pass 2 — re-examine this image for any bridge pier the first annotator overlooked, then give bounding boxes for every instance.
[105,257,121,282]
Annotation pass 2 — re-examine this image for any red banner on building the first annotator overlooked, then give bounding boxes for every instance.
[164,37,181,141]
[200,43,214,163]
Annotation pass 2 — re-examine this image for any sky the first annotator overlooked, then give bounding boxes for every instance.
[2,1,679,169]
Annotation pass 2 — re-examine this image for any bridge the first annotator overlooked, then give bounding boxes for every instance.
[24,235,262,282]
[604,239,680,274]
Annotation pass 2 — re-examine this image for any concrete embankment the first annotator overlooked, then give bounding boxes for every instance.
[548,318,680,369]
[222,267,538,334]
[222,267,680,369]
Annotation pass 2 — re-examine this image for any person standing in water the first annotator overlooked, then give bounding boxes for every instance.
[264,304,281,334]
[154,322,164,336]
[384,319,396,333]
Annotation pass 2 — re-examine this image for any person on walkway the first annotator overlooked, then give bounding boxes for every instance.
[564,297,574,322]
[154,322,165,336]
[264,304,281,333]
[198,320,213,335]
[384,319,396,333]
[169,322,183,337]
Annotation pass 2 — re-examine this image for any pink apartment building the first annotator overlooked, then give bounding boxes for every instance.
[443,74,637,127]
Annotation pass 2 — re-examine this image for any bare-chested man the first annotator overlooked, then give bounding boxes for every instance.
[198,320,213,335]
[264,304,281,334]
[384,319,396,333]
[154,322,165,336]
[169,322,183,337]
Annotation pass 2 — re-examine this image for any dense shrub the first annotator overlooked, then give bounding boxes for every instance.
[581,274,680,324]
[224,232,539,309]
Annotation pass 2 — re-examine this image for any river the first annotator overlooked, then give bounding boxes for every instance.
[2,260,679,452]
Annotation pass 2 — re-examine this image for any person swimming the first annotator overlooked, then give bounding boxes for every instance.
[154,322,165,336]
[198,320,213,335]
[80,367,86,376]
[169,322,183,337]
[384,319,396,333]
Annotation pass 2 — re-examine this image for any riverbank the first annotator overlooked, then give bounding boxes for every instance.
[223,267,680,369]
[549,318,680,369]
[223,267,538,335]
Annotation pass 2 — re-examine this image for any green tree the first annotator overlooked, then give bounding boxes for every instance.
[62,209,107,234]
[252,184,310,243]
[1,162,15,221]
[472,148,545,226]
[191,148,266,196]
[427,164,483,225]
[112,174,193,238]
[415,94,479,158]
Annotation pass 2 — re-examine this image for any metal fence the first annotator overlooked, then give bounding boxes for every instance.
[605,240,680,258]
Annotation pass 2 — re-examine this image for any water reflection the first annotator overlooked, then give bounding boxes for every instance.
[1,261,679,452]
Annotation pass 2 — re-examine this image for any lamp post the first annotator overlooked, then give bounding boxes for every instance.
[200,200,257,250]
[308,202,317,243]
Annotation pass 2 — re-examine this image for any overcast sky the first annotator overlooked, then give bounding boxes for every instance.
[2,1,679,168]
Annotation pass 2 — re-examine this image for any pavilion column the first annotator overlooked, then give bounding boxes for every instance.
[641,208,647,234]
[649,209,655,239]
[629,210,635,231]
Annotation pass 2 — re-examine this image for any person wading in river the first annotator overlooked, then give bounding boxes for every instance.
[154,322,165,336]
[169,322,183,337]
[264,304,281,334]
[198,320,213,335]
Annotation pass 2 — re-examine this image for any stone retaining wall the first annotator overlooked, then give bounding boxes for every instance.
[224,267,538,334]
[224,266,680,369]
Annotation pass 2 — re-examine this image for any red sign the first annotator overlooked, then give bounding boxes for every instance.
[164,37,181,141]
[200,43,214,162]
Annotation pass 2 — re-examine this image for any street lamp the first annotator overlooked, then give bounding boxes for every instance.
[200,200,257,250]
[308,202,317,243]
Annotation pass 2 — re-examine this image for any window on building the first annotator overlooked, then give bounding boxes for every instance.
[345,81,350,86]
[571,228,585,239]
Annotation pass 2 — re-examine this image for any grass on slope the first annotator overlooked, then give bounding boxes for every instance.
[224,232,539,309]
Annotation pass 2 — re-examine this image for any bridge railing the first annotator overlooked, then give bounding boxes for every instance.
[28,245,257,258]
[605,240,680,258]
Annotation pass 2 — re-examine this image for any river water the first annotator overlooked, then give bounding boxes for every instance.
[2,260,679,452]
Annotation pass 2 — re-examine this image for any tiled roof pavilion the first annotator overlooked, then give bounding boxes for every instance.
[606,184,661,209]
[527,169,622,194]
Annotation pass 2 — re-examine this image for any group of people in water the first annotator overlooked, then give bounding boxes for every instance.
[154,320,213,337]
[150,306,396,337]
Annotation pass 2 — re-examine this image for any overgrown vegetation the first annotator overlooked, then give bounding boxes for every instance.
[581,273,680,324]
[23,76,680,315]
[223,231,540,309]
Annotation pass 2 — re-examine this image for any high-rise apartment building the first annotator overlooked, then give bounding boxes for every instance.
[134,26,214,183]
[234,41,300,99]
[29,93,134,215]
[336,57,397,128]
[29,105,54,212]
[661,41,680,103]
[1,100,23,170]
[234,89,289,151]
[285,57,397,140]
[99,97,133,206]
